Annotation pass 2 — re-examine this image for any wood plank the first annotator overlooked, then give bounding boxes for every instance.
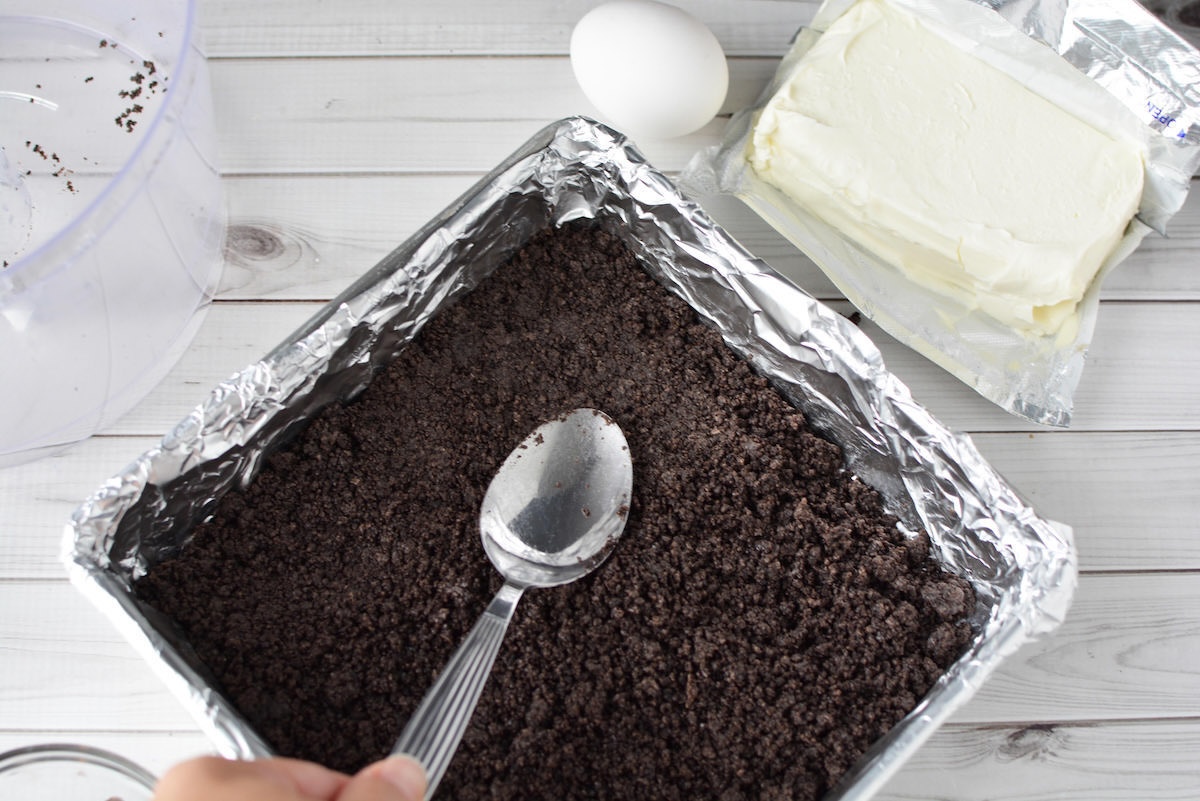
[11,430,1197,579]
[0,720,1195,800]
[854,301,1200,433]
[968,432,1200,572]
[217,175,475,301]
[953,573,1200,725]
[79,299,1200,436]
[7,301,1194,576]
[0,582,198,732]
[0,437,160,581]
[879,719,1200,801]
[99,302,325,439]
[213,176,1200,304]
[44,296,1200,444]
[2,572,1196,731]
[207,56,778,175]
[0,4,1192,798]
[1118,198,1200,299]
[197,0,1200,70]
[198,0,816,59]
[203,59,1200,188]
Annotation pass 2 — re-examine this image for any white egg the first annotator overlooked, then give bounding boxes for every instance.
[570,0,729,139]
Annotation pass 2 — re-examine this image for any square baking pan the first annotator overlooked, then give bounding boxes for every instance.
[64,116,1076,801]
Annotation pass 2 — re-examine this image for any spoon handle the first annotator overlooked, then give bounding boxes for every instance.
[392,581,525,799]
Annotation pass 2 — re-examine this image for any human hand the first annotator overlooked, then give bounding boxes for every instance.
[153,754,427,801]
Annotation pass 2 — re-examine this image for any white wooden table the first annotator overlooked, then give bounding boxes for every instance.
[2,1,1198,798]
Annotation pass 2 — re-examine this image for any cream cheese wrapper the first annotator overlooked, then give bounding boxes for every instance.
[683,0,1200,427]
[751,0,1145,335]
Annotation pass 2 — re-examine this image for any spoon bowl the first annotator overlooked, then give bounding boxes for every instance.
[392,408,633,797]
[480,408,631,588]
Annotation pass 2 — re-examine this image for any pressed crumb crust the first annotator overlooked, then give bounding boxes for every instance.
[136,224,975,801]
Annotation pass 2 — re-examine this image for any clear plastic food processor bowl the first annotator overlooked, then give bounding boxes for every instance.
[0,0,224,467]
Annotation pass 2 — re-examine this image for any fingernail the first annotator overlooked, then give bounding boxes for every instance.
[372,755,427,801]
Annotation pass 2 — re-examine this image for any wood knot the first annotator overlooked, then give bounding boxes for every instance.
[218,220,314,294]
[997,724,1064,763]
[225,223,287,263]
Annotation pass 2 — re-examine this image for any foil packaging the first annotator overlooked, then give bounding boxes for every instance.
[64,117,1076,801]
[683,0,1200,427]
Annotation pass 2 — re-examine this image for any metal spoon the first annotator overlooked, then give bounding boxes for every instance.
[391,408,633,798]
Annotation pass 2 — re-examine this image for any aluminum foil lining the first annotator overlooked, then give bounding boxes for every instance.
[682,0,1200,428]
[63,117,1076,801]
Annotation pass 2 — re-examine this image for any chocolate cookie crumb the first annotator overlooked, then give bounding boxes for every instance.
[135,224,975,800]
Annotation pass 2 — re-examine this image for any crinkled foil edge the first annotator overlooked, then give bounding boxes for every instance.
[63,117,1077,801]
[682,0,1200,428]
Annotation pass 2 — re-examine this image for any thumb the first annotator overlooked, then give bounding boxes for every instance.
[154,756,349,801]
[338,755,427,801]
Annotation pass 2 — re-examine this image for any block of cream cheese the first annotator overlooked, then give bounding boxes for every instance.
[748,0,1145,335]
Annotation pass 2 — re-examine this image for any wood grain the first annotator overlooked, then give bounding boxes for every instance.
[198,0,817,59]
[213,177,1200,304]
[970,432,1200,572]
[879,719,1200,801]
[1,2,1196,798]
[0,435,160,580]
[7,428,1196,580]
[853,302,1200,433]
[72,300,1196,438]
[0,721,1196,800]
[954,573,1200,724]
[1,573,1195,730]
[0,582,197,732]
[206,56,775,175]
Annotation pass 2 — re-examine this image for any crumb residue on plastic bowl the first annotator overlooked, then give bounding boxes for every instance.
[0,0,225,466]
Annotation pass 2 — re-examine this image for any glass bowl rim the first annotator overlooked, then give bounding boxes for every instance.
[0,742,157,789]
